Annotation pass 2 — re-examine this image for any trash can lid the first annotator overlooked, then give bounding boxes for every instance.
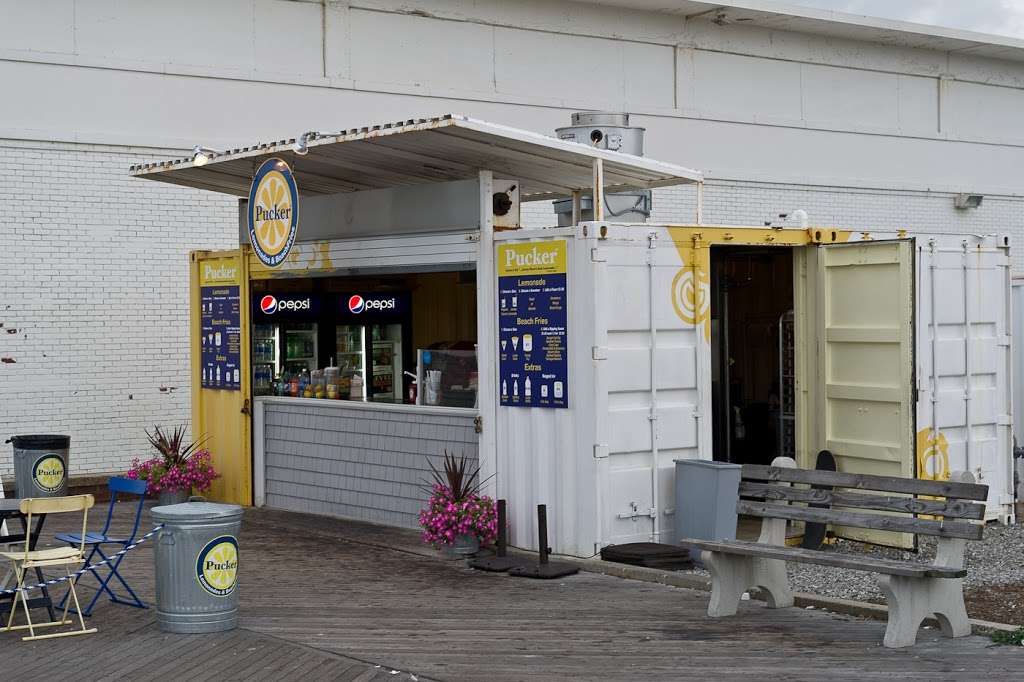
[673,458,741,469]
[7,435,70,450]
[152,501,243,522]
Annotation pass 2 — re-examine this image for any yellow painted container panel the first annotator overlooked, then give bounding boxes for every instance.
[190,250,252,506]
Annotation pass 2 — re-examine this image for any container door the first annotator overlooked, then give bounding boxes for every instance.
[191,249,252,505]
[803,240,915,547]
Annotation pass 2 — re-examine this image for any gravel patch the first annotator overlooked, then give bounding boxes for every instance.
[688,523,1024,604]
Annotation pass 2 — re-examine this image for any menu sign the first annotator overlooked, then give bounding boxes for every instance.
[497,240,568,408]
[201,285,241,390]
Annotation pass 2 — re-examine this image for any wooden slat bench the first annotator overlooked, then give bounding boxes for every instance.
[681,456,989,648]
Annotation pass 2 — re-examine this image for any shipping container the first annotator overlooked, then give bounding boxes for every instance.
[495,224,1014,555]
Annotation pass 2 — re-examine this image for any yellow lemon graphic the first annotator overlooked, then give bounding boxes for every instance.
[196,536,239,597]
[253,172,292,256]
[916,427,950,481]
[671,267,710,327]
[33,455,65,493]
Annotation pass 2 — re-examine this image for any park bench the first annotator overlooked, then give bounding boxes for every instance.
[682,456,989,648]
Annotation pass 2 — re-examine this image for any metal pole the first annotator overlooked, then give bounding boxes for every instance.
[537,504,549,566]
[496,499,508,558]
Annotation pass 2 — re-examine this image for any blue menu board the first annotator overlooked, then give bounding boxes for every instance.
[200,285,241,390]
[497,240,568,408]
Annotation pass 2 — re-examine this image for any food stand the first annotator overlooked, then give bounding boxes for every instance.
[130,114,1014,556]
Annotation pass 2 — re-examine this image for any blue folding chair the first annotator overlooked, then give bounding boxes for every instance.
[55,477,149,616]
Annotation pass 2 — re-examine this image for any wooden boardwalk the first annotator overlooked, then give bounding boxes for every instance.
[2,504,1021,680]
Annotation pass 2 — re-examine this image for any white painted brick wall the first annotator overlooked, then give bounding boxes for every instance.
[523,182,1024,271]
[4,138,1022,481]
[0,140,237,478]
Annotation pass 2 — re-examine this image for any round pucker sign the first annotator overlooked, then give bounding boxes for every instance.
[248,158,299,267]
[196,535,239,597]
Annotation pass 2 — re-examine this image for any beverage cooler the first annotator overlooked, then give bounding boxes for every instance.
[253,291,411,402]
[336,293,411,403]
[251,293,322,395]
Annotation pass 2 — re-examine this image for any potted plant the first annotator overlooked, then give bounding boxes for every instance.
[127,425,219,505]
[418,451,497,557]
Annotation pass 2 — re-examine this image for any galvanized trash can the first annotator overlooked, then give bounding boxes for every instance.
[152,502,242,634]
[7,434,70,498]
[674,459,742,565]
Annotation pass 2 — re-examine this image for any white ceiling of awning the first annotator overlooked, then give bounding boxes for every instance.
[129,114,703,202]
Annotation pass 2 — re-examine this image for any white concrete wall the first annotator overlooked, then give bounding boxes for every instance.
[3,0,1024,476]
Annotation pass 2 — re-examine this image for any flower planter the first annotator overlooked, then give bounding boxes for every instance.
[441,533,480,559]
[157,488,191,506]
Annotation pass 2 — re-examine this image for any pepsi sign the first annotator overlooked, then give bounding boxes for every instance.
[338,292,407,320]
[347,294,397,314]
[253,293,319,320]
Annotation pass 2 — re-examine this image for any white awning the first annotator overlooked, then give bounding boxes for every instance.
[129,114,702,201]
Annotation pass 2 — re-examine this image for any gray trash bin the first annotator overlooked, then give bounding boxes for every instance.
[8,435,70,498]
[674,459,742,565]
[152,502,242,634]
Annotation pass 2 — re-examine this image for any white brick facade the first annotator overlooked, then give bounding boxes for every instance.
[1,140,236,477]
[524,181,1024,270]
[5,0,1024,479]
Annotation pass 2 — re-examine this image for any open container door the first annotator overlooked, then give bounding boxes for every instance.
[190,249,252,505]
[802,239,915,548]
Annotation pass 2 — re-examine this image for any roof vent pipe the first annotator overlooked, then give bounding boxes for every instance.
[553,112,651,225]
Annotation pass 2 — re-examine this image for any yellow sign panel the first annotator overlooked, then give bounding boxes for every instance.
[497,240,567,277]
[199,257,241,286]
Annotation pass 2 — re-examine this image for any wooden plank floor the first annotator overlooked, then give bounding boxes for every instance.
[2,504,1020,681]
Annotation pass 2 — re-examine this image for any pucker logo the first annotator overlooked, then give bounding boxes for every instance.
[348,295,365,314]
[32,455,65,493]
[260,295,278,314]
[195,535,239,597]
[248,158,299,268]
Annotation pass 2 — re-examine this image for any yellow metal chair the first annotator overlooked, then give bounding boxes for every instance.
[1,495,97,640]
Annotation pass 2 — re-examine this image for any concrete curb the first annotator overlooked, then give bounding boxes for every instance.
[552,553,1020,636]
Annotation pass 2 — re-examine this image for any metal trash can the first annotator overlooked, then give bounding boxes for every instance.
[674,459,742,565]
[7,434,70,498]
[152,502,242,634]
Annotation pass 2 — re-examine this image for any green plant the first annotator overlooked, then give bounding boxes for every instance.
[990,626,1024,646]
[145,424,207,468]
[424,450,482,502]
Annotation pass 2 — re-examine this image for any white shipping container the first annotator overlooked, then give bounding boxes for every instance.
[495,224,1013,556]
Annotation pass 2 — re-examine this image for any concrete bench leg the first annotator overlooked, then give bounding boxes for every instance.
[877,576,970,648]
[704,551,794,617]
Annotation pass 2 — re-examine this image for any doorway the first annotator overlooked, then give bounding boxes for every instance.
[710,246,795,465]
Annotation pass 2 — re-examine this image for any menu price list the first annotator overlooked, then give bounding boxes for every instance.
[200,285,241,390]
[498,272,568,408]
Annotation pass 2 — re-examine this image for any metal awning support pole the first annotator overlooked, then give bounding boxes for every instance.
[592,159,605,221]
[696,180,704,225]
[572,190,582,225]
[477,170,498,500]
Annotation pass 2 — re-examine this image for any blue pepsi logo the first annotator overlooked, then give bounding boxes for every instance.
[348,295,365,314]
[260,295,277,314]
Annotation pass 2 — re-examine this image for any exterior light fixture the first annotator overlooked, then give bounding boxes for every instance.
[191,146,221,167]
[293,132,314,155]
[954,193,983,209]
[292,130,346,156]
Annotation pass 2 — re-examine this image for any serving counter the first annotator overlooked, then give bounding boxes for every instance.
[253,397,480,529]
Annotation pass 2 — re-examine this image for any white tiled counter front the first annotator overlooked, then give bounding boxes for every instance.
[255,397,480,529]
